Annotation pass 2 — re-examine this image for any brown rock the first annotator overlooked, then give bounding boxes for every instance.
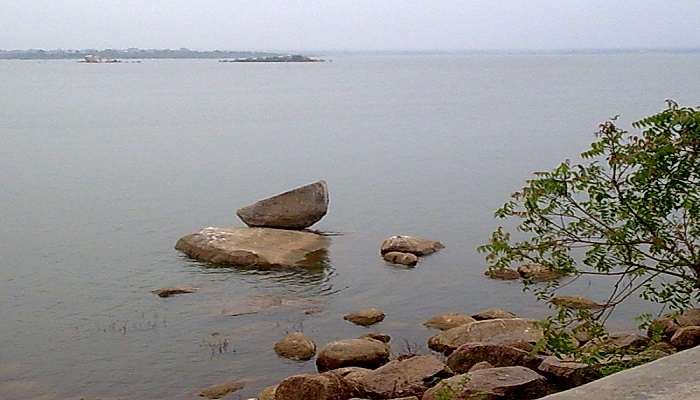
[275,372,356,400]
[424,313,476,330]
[344,308,385,326]
[484,268,520,280]
[648,308,700,339]
[152,287,196,298]
[274,332,317,361]
[359,332,391,343]
[380,235,444,256]
[258,385,277,400]
[537,356,600,388]
[468,361,495,372]
[551,295,605,310]
[670,326,700,350]
[446,342,542,373]
[236,180,329,229]
[517,263,564,281]
[382,252,419,266]
[175,227,329,268]
[198,380,245,399]
[316,338,390,372]
[357,355,450,399]
[427,319,544,354]
[423,366,552,400]
[583,332,649,353]
[471,308,517,321]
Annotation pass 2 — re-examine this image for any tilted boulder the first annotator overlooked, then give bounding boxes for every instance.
[670,326,700,350]
[380,235,444,256]
[428,319,544,355]
[423,366,552,400]
[446,342,543,373]
[356,355,451,399]
[175,227,329,268]
[237,180,329,229]
[316,338,390,372]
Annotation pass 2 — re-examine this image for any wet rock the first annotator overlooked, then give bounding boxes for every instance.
[236,180,329,229]
[424,313,476,330]
[484,268,520,280]
[356,355,451,399]
[152,287,196,298]
[471,308,517,321]
[551,295,605,310]
[517,263,564,281]
[428,319,544,354]
[175,227,329,268]
[423,366,552,400]
[537,356,600,388]
[274,332,317,361]
[359,332,391,343]
[344,308,385,326]
[258,385,277,400]
[316,338,390,372]
[198,379,245,399]
[382,251,419,266]
[468,361,494,372]
[380,235,444,256]
[275,372,356,400]
[648,308,700,339]
[446,342,542,373]
[670,326,700,350]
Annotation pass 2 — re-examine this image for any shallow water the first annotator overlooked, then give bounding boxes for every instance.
[1,54,700,399]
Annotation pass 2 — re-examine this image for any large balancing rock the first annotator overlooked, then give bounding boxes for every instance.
[237,180,329,229]
[175,227,329,268]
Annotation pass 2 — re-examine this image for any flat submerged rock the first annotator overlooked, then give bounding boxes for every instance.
[175,227,329,268]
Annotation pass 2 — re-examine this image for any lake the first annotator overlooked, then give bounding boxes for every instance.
[1,54,700,399]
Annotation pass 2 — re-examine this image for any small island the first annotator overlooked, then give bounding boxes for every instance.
[219,54,324,63]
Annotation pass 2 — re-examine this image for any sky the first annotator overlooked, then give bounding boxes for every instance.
[2,0,699,51]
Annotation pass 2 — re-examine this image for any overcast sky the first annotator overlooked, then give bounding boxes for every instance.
[2,0,699,50]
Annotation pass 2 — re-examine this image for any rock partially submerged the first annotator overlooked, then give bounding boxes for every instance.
[344,308,386,326]
[424,313,476,331]
[380,235,444,256]
[471,308,517,321]
[198,379,245,399]
[428,319,544,354]
[236,180,329,229]
[274,332,317,361]
[316,338,390,372]
[484,268,520,280]
[175,227,329,268]
[152,287,196,298]
[517,263,565,282]
[423,366,552,400]
[551,295,606,310]
[382,251,419,266]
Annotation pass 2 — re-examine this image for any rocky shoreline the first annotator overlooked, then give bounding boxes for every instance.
[163,180,700,400]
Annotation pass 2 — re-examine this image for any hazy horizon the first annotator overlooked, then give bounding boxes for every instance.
[3,1,699,51]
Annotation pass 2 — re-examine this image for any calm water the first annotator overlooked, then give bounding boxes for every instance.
[2,54,700,399]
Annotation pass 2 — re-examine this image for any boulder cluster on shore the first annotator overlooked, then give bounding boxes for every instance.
[160,181,700,400]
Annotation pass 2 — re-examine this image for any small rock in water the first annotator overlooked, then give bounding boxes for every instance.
[484,268,520,280]
[359,332,391,343]
[424,313,476,331]
[380,235,444,256]
[274,332,317,361]
[344,308,386,326]
[471,308,517,321]
[258,385,277,400]
[236,180,329,229]
[152,287,196,298]
[551,295,606,310]
[198,379,245,399]
[382,251,418,266]
[517,263,565,281]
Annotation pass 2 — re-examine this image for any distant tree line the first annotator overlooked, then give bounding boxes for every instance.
[0,48,280,60]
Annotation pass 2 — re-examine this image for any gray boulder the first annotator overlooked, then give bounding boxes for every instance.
[237,180,329,229]
[380,235,444,256]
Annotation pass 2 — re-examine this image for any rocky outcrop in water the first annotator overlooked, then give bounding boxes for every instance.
[380,235,444,256]
[152,287,196,298]
[343,308,385,326]
[236,181,329,229]
[175,227,328,268]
